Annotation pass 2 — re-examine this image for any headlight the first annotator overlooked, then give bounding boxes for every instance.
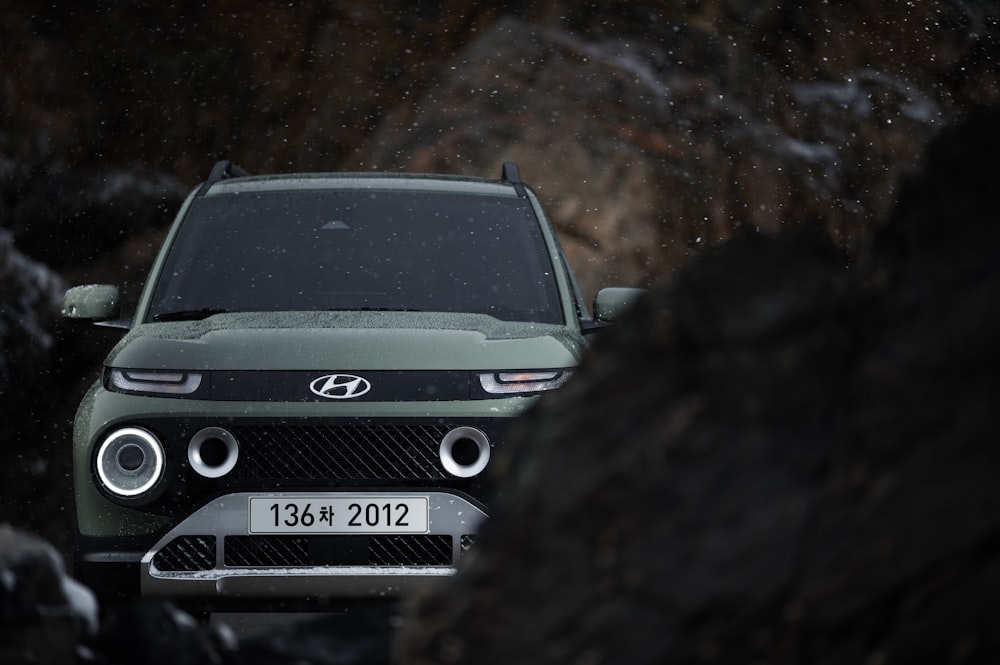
[108,369,203,396]
[478,370,571,395]
[95,427,165,497]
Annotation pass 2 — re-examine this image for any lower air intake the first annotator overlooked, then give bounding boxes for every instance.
[152,535,216,572]
[223,535,453,567]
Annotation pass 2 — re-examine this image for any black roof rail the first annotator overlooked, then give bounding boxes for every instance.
[501,161,527,197]
[198,160,250,195]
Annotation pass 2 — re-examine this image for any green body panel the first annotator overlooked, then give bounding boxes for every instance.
[107,312,583,371]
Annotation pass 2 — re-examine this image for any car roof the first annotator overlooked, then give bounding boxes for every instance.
[202,171,524,198]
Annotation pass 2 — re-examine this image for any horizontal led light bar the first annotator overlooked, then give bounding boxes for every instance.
[109,369,203,395]
[478,370,571,395]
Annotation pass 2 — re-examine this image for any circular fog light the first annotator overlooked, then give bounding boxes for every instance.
[439,427,491,478]
[188,427,239,478]
[96,427,165,497]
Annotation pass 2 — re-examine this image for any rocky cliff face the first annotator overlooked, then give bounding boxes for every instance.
[4,2,998,290]
[349,3,1000,297]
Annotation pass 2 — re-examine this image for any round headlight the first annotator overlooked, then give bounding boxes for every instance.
[96,427,165,497]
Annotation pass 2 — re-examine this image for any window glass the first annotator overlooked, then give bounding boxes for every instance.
[147,190,563,324]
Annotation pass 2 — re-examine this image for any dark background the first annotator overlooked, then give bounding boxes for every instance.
[1,1,998,559]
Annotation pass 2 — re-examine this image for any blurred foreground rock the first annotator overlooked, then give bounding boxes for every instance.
[0,523,395,664]
[393,108,1000,664]
[0,525,96,665]
[94,598,394,665]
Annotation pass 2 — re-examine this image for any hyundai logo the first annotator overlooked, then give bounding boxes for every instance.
[309,374,372,400]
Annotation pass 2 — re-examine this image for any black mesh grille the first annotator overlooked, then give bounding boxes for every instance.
[223,535,453,567]
[229,424,449,481]
[225,535,309,567]
[152,535,216,572]
[369,535,452,566]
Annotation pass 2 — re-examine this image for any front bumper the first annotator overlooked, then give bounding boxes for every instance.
[138,490,486,599]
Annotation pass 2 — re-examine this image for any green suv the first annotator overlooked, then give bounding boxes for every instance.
[63,161,639,610]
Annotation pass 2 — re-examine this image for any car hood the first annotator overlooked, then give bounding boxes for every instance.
[106,311,583,371]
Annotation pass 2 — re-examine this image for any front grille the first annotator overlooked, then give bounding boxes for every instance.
[225,535,309,567]
[369,535,452,566]
[224,535,453,567]
[229,424,449,481]
[152,535,216,572]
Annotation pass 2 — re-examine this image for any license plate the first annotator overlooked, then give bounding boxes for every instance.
[248,496,429,534]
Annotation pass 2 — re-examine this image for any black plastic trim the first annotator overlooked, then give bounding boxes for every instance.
[211,369,472,402]
[196,159,250,196]
[501,161,527,197]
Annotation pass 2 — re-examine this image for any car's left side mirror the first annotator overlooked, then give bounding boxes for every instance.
[593,287,646,323]
[62,284,122,321]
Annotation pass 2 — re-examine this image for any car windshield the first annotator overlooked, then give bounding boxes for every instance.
[145,189,564,324]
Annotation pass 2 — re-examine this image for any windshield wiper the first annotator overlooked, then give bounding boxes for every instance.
[152,308,229,322]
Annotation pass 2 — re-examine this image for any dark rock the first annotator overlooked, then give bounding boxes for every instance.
[0,522,396,664]
[93,597,397,665]
[235,602,397,665]
[96,599,238,665]
[0,234,75,553]
[393,109,1000,664]
[7,166,185,276]
[0,524,97,665]
[0,229,64,393]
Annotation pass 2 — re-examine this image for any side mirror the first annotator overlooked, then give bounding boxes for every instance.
[593,287,646,323]
[62,285,122,321]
